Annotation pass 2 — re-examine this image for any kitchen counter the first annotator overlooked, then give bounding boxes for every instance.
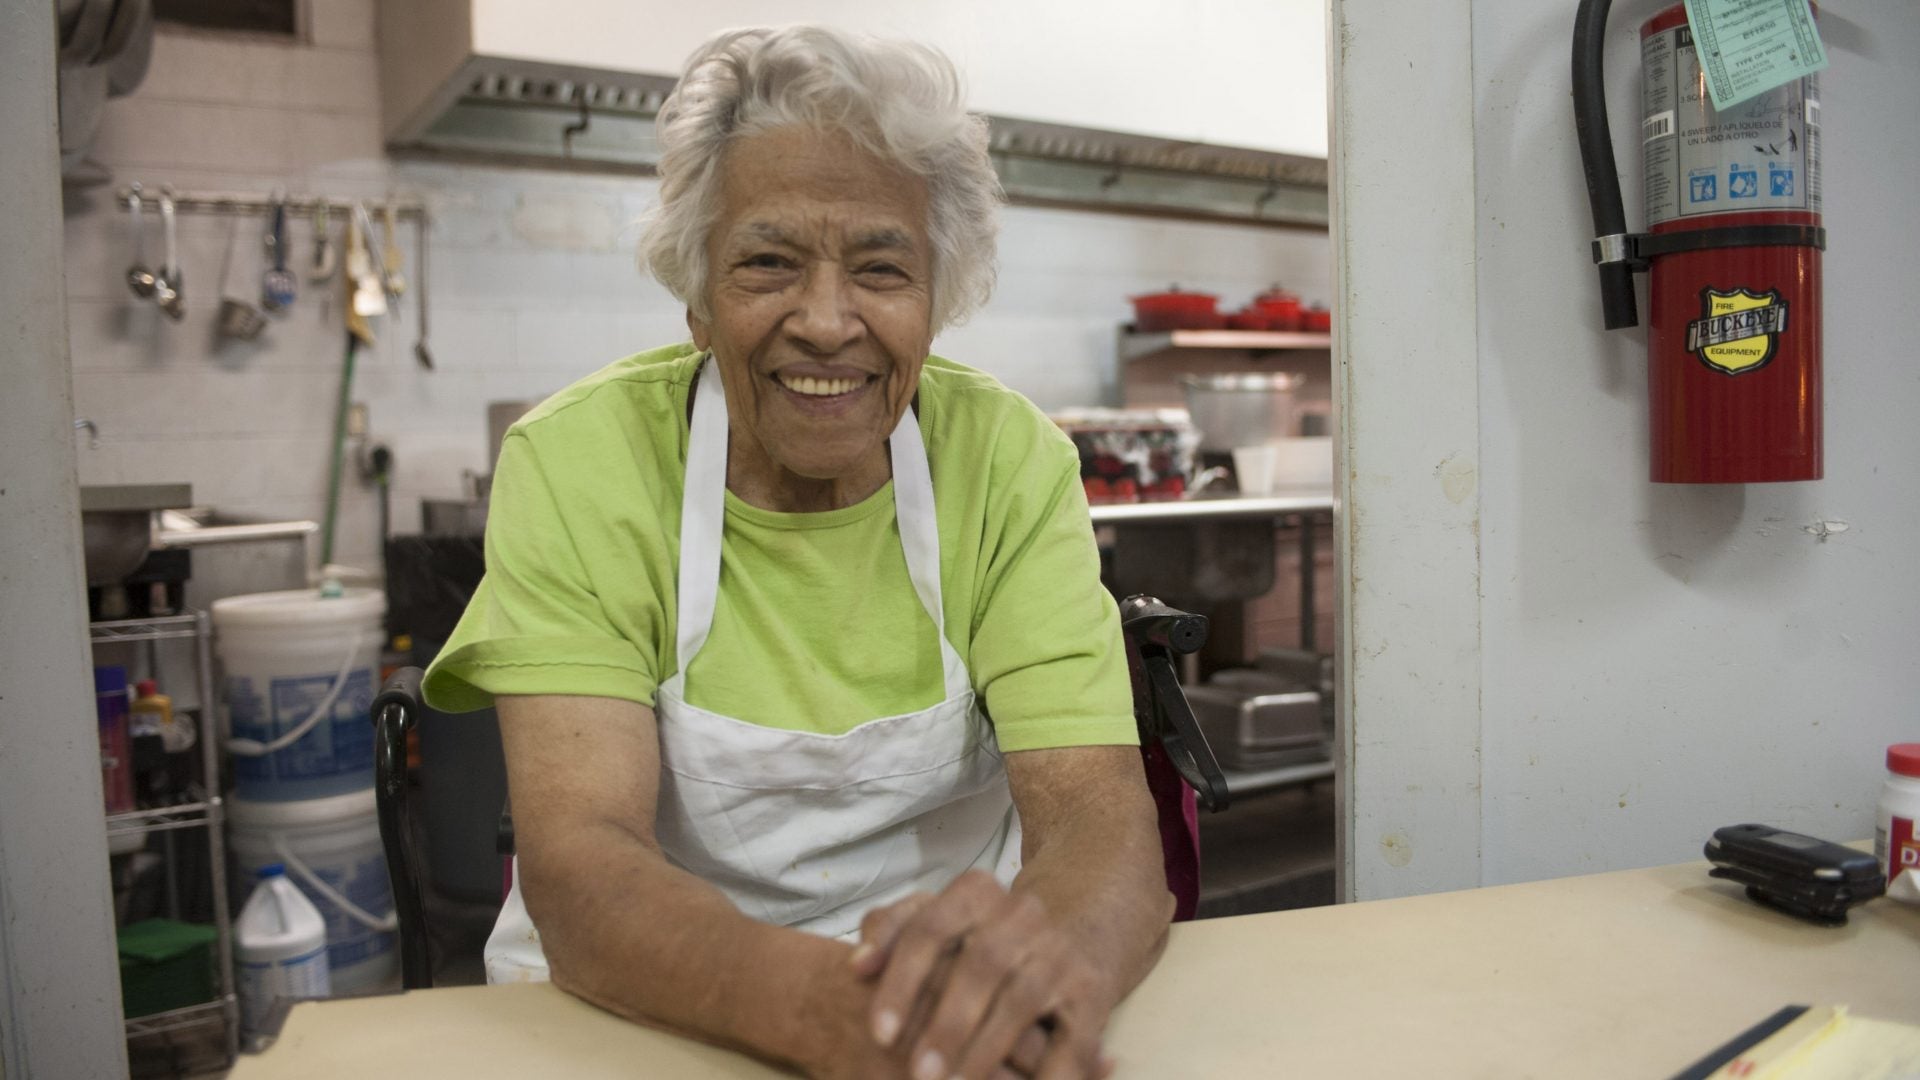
[1092,487,1336,652]
[231,854,1920,1078]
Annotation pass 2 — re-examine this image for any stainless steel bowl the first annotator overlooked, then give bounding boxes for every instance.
[81,510,153,585]
[79,484,189,586]
[1181,373,1304,452]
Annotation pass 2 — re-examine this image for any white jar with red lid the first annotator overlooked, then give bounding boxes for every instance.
[1877,743,1920,902]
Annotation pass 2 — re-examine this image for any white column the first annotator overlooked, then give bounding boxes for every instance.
[0,1,133,1075]
[1328,0,1486,900]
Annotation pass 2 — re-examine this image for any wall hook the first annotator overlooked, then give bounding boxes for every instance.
[1253,169,1281,216]
[562,87,592,159]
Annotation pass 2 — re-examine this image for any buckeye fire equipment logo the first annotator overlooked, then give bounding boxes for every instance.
[1686,287,1788,375]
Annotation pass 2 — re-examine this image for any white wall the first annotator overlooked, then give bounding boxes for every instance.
[1474,0,1920,883]
[1336,0,1920,897]
[67,0,1330,625]
[2,2,134,1074]
[468,0,1328,157]
[1329,0,1485,901]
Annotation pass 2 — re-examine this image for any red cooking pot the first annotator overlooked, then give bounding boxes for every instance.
[1130,287,1222,332]
[1251,287,1303,331]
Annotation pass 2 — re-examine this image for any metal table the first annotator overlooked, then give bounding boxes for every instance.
[1092,489,1339,797]
[1089,487,1335,651]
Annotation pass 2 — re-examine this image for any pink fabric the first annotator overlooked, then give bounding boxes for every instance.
[1140,739,1202,921]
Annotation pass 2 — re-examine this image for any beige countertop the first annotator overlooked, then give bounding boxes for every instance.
[233,856,1920,1079]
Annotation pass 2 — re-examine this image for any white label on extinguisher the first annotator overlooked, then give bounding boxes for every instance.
[1642,22,1820,227]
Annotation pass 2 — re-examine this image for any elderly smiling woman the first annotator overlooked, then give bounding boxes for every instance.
[424,25,1171,1080]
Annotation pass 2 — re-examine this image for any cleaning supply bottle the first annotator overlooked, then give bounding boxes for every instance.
[95,666,134,814]
[236,863,331,1037]
[131,678,196,803]
[130,679,193,752]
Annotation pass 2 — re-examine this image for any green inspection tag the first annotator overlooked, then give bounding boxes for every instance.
[1682,0,1828,112]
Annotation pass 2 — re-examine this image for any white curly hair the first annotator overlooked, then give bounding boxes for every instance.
[640,25,1002,333]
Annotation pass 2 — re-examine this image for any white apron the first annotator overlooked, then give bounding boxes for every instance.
[485,357,1023,982]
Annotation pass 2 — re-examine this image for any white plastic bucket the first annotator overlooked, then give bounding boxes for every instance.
[228,790,398,994]
[214,587,384,802]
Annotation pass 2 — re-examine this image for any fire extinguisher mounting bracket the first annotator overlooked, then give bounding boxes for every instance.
[1591,225,1827,273]
[1592,233,1633,265]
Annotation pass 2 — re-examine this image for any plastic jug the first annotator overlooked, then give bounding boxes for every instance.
[228,790,397,993]
[236,863,331,1037]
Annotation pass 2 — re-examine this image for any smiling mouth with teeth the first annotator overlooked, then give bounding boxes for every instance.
[774,372,873,397]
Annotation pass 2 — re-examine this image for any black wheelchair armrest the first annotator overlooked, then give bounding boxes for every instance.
[1119,594,1209,654]
[372,667,434,989]
[1120,595,1232,813]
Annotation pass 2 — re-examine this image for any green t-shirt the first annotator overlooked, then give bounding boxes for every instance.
[423,344,1136,753]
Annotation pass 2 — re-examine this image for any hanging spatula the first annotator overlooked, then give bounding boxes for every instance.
[347,202,387,334]
[382,201,407,301]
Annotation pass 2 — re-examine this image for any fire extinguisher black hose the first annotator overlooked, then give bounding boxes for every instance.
[1572,0,1640,330]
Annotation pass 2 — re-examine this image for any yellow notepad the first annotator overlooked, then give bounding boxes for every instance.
[1704,1005,1920,1079]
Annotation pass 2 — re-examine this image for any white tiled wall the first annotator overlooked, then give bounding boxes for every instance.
[66,1,1330,599]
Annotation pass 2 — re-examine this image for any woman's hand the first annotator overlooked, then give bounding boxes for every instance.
[849,873,1119,1080]
[796,930,1059,1080]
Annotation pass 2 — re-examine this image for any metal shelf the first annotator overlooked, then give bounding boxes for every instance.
[1119,329,1332,364]
[1221,759,1335,799]
[90,612,204,645]
[1089,490,1334,525]
[91,609,238,1069]
[117,187,425,221]
[124,995,237,1040]
[105,793,223,838]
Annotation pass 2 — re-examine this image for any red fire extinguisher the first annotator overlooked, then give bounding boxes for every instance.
[1573,1,1824,484]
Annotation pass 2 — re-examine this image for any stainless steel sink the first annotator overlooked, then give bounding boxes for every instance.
[79,483,192,585]
[79,484,325,589]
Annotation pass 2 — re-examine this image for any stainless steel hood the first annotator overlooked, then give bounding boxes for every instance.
[375,1,1327,227]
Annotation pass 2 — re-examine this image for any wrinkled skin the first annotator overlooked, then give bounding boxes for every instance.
[689,125,935,513]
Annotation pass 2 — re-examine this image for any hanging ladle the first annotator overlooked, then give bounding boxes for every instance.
[154,188,185,322]
[124,183,157,299]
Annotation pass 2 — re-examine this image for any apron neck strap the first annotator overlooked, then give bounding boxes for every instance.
[673,356,730,670]
[887,403,945,632]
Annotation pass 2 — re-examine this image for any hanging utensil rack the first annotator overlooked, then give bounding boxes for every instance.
[114,187,437,364]
[115,187,427,223]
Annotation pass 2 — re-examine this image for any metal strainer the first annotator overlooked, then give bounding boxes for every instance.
[216,215,267,343]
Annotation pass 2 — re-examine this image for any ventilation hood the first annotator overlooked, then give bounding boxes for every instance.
[376,1,1327,227]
